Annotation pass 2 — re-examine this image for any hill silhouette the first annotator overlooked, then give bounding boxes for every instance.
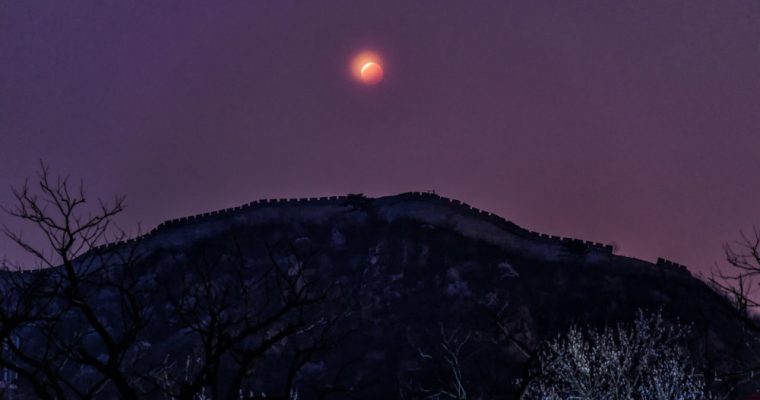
[3,192,756,399]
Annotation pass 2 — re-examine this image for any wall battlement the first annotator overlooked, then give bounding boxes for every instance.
[392,192,615,254]
[656,257,690,275]
[88,192,668,269]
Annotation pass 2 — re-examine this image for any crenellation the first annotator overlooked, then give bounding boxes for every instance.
[74,193,620,267]
[655,258,690,275]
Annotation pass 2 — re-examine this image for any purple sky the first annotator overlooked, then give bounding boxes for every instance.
[1,1,759,276]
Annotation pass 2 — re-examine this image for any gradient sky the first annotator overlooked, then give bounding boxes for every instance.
[1,1,759,276]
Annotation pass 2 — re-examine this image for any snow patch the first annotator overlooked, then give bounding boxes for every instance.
[331,228,346,247]
[445,267,472,297]
[498,261,519,278]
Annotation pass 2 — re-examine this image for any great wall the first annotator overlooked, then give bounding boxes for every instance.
[87,191,690,275]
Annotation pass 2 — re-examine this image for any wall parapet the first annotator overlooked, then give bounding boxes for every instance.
[656,258,690,275]
[395,191,615,254]
[86,192,689,268]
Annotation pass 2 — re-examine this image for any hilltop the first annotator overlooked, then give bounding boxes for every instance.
[4,192,755,398]
[96,192,687,274]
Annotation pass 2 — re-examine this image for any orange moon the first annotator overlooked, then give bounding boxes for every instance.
[351,51,384,85]
[360,62,383,85]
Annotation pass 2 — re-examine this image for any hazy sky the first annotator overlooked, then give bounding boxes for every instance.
[1,1,759,276]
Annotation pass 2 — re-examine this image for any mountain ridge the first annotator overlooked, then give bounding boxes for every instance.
[5,191,754,398]
[91,191,690,277]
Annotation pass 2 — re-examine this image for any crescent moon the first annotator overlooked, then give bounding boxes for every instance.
[361,62,376,75]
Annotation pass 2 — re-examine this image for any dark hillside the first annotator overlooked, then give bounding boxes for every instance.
[4,192,754,398]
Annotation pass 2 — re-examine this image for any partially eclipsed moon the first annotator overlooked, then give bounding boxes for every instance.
[360,62,383,85]
[350,50,384,85]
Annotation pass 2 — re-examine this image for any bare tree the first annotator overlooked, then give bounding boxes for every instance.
[401,325,476,400]
[0,166,359,399]
[151,239,356,400]
[709,227,760,319]
[487,297,535,361]
[519,311,708,400]
[705,227,760,393]
[0,164,153,399]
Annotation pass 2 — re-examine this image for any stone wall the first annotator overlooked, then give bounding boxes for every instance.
[90,192,693,270]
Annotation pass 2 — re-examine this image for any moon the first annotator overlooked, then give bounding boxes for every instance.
[351,51,384,85]
[360,62,383,85]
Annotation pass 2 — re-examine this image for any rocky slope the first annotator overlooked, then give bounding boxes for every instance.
[7,192,756,398]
